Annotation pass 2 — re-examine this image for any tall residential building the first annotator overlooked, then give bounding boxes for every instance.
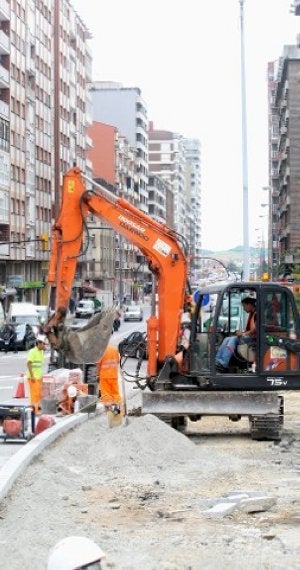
[90,82,149,214]
[148,124,202,280]
[148,124,185,233]
[0,0,91,303]
[271,45,300,272]
[87,121,147,300]
[183,138,202,277]
[267,60,280,277]
[147,174,168,224]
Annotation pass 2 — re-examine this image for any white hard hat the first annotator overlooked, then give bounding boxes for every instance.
[67,385,77,398]
[37,334,47,343]
[47,536,105,570]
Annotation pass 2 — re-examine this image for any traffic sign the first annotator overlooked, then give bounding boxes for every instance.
[193,291,210,306]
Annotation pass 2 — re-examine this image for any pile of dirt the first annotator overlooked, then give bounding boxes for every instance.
[0,413,299,569]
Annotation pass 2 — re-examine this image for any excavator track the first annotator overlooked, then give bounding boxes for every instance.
[249,396,284,441]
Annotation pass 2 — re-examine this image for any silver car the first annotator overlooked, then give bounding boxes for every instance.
[124,305,143,322]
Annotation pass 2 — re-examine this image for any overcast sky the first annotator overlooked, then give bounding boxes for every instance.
[71,0,299,251]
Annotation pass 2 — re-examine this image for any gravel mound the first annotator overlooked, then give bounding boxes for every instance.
[0,413,299,569]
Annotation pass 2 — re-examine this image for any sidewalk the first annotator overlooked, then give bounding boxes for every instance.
[0,393,102,500]
[0,371,142,501]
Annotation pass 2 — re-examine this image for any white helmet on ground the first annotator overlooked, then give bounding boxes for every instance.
[47,536,105,570]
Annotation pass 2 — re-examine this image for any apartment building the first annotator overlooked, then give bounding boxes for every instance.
[87,121,147,300]
[267,61,280,277]
[0,0,91,304]
[183,138,202,278]
[148,123,202,280]
[148,174,168,225]
[270,45,300,271]
[90,82,149,215]
[88,82,150,300]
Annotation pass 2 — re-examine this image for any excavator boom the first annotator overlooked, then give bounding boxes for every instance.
[48,168,188,373]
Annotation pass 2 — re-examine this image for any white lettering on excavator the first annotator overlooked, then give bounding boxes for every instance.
[266,377,287,386]
[153,238,171,257]
[118,215,149,241]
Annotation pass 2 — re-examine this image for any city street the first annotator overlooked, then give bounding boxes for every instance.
[0,303,151,403]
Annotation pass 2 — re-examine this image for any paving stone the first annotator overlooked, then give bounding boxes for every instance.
[202,502,237,518]
[239,496,276,513]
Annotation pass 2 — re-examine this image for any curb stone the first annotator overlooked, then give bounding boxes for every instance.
[0,410,101,501]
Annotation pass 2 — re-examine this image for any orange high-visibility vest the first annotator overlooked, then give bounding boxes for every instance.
[97,345,121,403]
[97,345,120,380]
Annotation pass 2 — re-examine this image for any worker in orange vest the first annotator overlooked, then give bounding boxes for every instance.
[97,344,121,408]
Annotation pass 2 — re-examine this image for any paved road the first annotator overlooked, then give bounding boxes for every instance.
[0,308,148,475]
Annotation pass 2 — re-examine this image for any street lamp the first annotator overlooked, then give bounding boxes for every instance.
[239,0,250,280]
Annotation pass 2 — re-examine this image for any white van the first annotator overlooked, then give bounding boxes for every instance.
[7,302,40,334]
[35,305,50,325]
[75,299,95,319]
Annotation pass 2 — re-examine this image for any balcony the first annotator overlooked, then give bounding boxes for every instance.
[86,134,93,149]
[280,126,287,135]
[0,0,9,21]
[0,99,8,118]
[0,30,9,54]
[0,63,8,87]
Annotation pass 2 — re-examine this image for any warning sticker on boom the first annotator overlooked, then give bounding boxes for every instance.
[153,238,171,257]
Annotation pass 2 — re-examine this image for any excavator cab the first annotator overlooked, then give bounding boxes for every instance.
[188,281,300,386]
[143,281,300,440]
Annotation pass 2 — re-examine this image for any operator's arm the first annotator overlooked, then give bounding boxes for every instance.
[244,324,256,337]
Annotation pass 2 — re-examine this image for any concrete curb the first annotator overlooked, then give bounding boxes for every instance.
[0,411,98,501]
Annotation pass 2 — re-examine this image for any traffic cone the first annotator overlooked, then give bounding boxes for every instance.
[14,373,25,398]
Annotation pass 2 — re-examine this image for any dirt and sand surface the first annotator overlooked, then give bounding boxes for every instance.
[0,392,299,570]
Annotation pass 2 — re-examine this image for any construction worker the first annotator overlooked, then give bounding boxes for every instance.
[47,535,105,569]
[97,344,121,410]
[26,334,47,414]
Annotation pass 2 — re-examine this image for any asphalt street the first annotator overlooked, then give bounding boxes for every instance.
[0,307,149,474]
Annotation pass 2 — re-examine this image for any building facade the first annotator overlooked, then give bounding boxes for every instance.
[0,0,91,305]
[270,45,300,273]
[148,123,202,282]
[90,82,149,215]
[267,60,280,277]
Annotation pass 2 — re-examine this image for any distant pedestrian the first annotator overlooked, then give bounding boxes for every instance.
[97,344,121,408]
[26,334,47,414]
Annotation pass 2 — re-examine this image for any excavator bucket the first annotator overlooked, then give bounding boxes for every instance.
[60,308,115,364]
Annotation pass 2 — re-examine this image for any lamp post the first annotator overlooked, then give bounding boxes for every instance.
[239,0,250,280]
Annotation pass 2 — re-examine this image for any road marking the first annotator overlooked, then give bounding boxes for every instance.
[0,376,16,379]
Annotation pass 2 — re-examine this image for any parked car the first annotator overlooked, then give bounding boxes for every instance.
[0,323,36,351]
[123,305,143,322]
[75,299,95,319]
[118,331,147,359]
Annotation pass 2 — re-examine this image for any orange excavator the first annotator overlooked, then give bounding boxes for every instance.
[47,167,300,440]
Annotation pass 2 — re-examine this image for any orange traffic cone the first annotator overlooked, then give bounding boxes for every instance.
[14,373,25,398]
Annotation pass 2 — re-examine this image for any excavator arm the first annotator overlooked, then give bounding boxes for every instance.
[48,168,188,375]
